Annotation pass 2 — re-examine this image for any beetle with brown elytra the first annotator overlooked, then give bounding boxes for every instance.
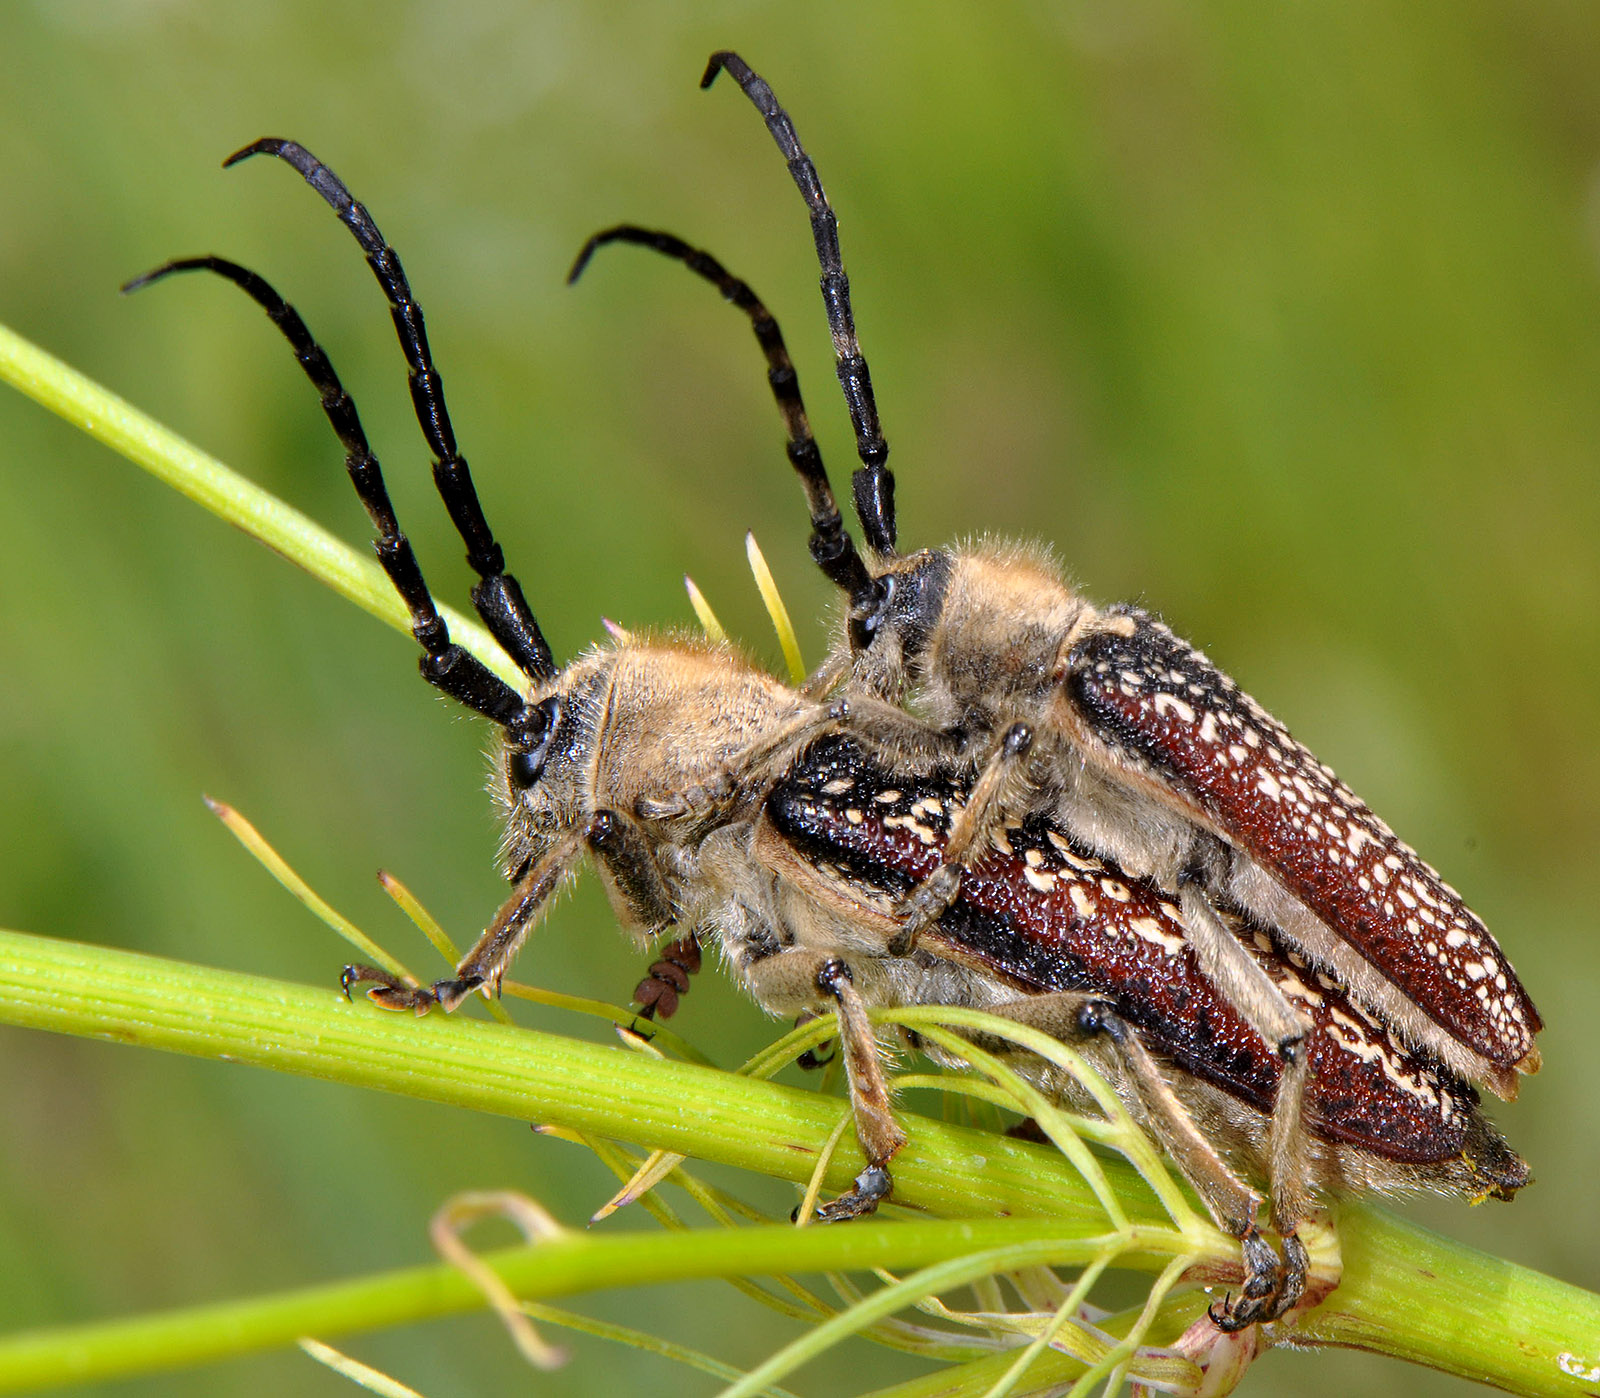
[570,49,1541,1328]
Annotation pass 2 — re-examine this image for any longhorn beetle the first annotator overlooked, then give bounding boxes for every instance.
[121,141,942,1224]
[136,135,1335,1237]
[570,49,1541,1324]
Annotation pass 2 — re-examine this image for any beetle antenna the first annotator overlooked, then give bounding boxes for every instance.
[123,255,547,742]
[569,224,875,600]
[702,50,896,559]
[223,138,556,684]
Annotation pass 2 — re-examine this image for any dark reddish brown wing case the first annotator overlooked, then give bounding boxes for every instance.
[769,737,1479,1165]
[1067,607,1539,1069]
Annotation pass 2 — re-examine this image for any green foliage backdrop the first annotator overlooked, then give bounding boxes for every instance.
[2,3,1598,1394]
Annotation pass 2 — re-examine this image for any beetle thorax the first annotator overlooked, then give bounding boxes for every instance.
[916,547,1089,732]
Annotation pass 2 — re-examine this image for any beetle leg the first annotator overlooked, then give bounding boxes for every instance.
[743,949,907,1220]
[343,830,584,1013]
[586,808,676,933]
[830,693,968,769]
[730,702,850,801]
[983,994,1260,1233]
[584,811,717,1023]
[634,772,737,822]
[672,692,965,826]
[635,703,842,824]
[982,992,1305,1329]
[800,647,851,700]
[1178,883,1310,1057]
[1267,1038,1312,1238]
[893,721,1035,952]
[1178,880,1314,1299]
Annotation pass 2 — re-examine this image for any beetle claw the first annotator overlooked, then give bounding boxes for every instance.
[1209,1226,1308,1331]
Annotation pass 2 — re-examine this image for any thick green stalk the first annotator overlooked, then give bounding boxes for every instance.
[0,928,1164,1229]
[1294,1207,1600,1397]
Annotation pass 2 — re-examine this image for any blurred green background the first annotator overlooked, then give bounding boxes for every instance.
[3,2,1599,1394]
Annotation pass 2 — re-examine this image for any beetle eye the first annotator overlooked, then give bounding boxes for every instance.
[508,747,544,790]
[507,697,561,791]
[848,575,894,651]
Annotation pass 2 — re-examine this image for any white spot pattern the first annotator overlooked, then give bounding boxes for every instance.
[1073,608,1538,1065]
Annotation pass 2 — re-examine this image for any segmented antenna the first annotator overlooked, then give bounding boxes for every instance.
[701,51,897,558]
[569,224,874,598]
[223,138,556,684]
[122,256,537,734]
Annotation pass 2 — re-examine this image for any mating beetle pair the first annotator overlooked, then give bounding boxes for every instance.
[127,50,1538,1332]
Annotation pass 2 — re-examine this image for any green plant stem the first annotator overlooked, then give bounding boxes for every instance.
[0,320,517,686]
[0,927,1159,1230]
[2,928,1598,1396]
[0,1220,1130,1393]
[1295,1206,1600,1396]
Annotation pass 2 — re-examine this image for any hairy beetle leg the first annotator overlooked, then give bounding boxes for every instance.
[1176,880,1317,1242]
[891,722,1035,954]
[745,950,907,1220]
[973,991,1316,1329]
[344,836,584,1020]
[891,867,960,953]
[587,809,675,935]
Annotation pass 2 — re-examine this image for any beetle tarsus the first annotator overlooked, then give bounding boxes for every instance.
[633,933,703,1021]
[1209,1225,1308,1331]
[811,1163,893,1222]
[340,964,483,1014]
[891,863,962,950]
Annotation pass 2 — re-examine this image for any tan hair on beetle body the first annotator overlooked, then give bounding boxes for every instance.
[568,49,1541,1329]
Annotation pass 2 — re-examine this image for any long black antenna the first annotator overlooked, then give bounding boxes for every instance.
[223,138,556,684]
[122,256,543,739]
[702,51,896,558]
[569,225,874,598]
